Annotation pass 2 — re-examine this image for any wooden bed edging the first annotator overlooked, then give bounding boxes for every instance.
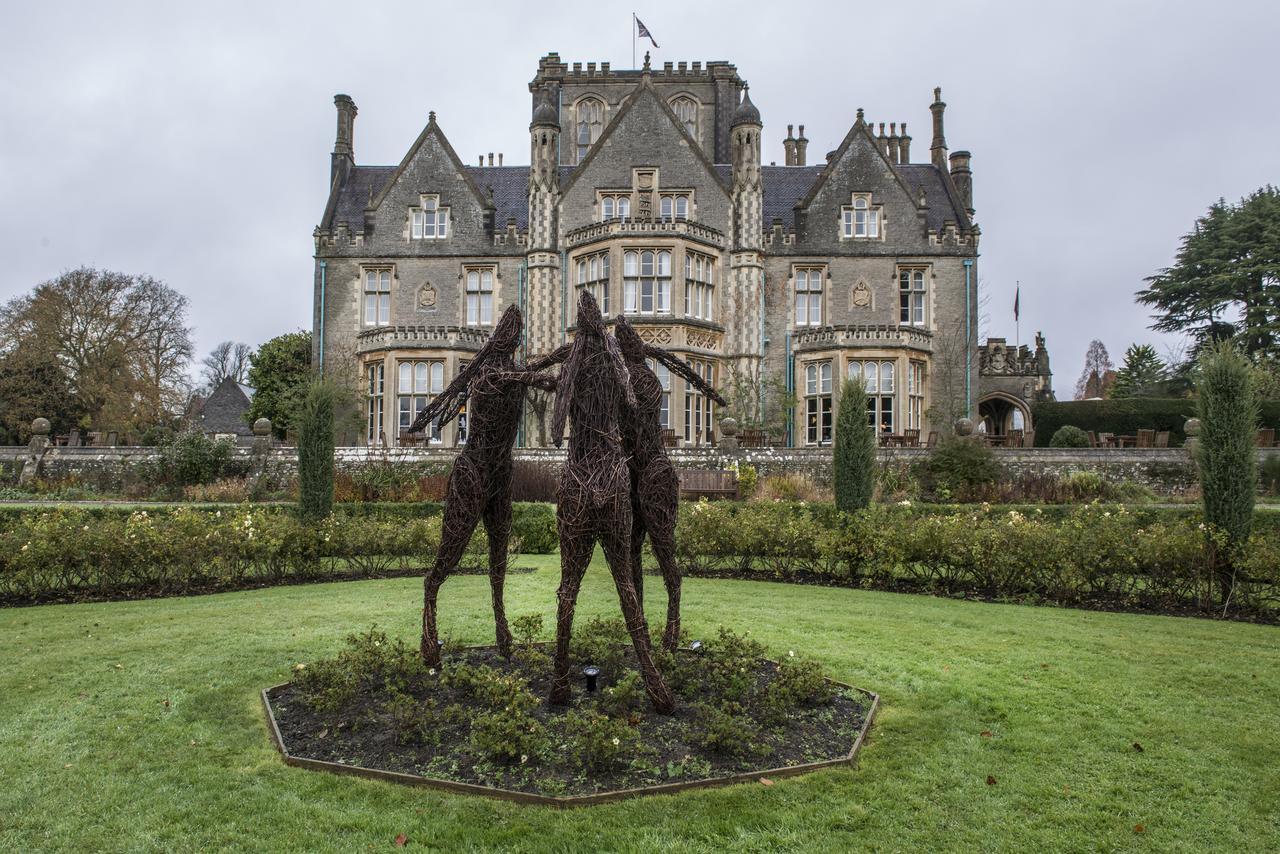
[260,674,879,807]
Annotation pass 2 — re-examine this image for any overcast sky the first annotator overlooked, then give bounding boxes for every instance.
[3,0,1277,392]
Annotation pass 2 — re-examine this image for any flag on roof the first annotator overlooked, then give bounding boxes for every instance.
[636,16,659,48]
[1014,284,1021,321]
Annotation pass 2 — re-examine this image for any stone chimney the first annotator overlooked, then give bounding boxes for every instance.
[888,123,900,164]
[899,122,911,163]
[949,150,973,214]
[930,87,948,170]
[783,125,797,166]
[332,94,357,186]
[795,125,808,166]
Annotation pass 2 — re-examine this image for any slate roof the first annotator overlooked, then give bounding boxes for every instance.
[199,377,254,437]
[327,162,965,233]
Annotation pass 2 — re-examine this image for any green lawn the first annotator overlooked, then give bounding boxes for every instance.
[2,556,1277,853]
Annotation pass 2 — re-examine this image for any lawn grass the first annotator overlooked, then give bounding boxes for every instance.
[2,555,1278,852]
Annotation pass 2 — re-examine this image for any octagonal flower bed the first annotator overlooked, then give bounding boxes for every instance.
[263,619,877,805]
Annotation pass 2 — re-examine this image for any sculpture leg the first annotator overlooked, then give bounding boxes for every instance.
[599,504,675,714]
[422,459,483,666]
[549,520,593,706]
[629,488,646,601]
[481,495,514,657]
[640,459,683,652]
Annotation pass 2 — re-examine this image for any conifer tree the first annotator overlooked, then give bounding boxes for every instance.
[1110,344,1167,398]
[297,379,337,521]
[834,377,876,512]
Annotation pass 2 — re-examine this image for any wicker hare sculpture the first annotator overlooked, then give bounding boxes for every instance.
[408,304,559,668]
[504,291,676,713]
[613,315,727,652]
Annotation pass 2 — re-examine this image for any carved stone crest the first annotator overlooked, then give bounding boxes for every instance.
[418,284,437,309]
[851,281,872,308]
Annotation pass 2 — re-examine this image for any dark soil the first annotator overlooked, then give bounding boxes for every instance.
[267,646,870,798]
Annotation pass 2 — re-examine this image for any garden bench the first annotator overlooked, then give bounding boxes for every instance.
[1258,428,1276,448]
[677,469,739,501]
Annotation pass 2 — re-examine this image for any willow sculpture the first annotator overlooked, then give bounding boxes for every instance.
[408,304,552,667]
[614,315,727,651]
[506,292,676,714]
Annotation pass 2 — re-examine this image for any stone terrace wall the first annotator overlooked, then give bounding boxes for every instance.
[6,444,1274,496]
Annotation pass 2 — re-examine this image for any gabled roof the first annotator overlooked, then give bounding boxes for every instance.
[326,166,394,229]
[794,114,925,218]
[199,377,254,436]
[559,77,731,198]
[368,115,493,214]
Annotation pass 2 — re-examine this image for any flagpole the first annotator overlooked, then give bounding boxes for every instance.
[632,13,636,69]
[1015,280,1020,349]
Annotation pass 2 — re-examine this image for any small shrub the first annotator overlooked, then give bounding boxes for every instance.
[569,616,630,680]
[915,438,1001,500]
[690,701,764,757]
[511,613,544,646]
[562,709,640,769]
[756,473,826,503]
[145,431,235,494]
[511,502,557,554]
[1050,425,1091,448]
[470,707,548,762]
[736,464,759,499]
[182,478,251,503]
[511,460,559,503]
[597,671,645,718]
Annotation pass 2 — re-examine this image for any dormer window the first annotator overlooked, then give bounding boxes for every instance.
[575,98,605,163]
[659,193,690,220]
[412,195,449,239]
[670,97,698,140]
[600,194,631,221]
[842,194,881,239]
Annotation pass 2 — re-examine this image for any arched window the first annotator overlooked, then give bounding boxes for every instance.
[575,98,604,163]
[670,97,698,140]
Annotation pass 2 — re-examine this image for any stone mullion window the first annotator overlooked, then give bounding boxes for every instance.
[841,193,881,239]
[683,251,714,321]
[363,269,392,327]
[398,360,445,444]
[647,358,672,429]
[576,98,605,163]
[898,268,927,326]
[849,360,896,434]
[659,193,691,221]
[465,267,495,326]
[599,194,632,221]
[575,251,611,315]
[794,267,825,327]
[907,361,926,431]
[683,358,716,445]
[366,362,385,446]
[670,96,698,141]
[804,361,833,445]
[412,196,449,239]
[623,249,671,315]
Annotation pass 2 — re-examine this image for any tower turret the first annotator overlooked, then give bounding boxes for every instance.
[526,89,562,359]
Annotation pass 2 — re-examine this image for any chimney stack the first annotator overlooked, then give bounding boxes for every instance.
[331,94,357,186]
[498,153,503,166]
[899,122,911,163]
[783,125,797,166]
[488,152,494,166]
[888,122,900,164]
[949,150,973,214]
[930,87,948,170]
[795,125,808,166]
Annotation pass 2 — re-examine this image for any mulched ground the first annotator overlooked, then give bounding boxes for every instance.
[266,647,871,798]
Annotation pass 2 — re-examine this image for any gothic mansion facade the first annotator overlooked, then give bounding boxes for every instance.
[314,53,1017,448]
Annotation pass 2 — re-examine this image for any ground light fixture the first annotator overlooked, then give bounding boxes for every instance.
[689,640,703,652]
[583,665,601,692]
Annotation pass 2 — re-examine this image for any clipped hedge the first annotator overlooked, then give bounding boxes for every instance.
[1032,398,1280,447]
[0,503,562,604]
[673,500,1280,619]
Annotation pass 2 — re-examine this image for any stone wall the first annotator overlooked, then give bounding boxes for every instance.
[7,443,1277,497]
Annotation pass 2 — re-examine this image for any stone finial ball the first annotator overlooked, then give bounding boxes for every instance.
[1183,418,1201,437]
[252,417,273,437]
[718,417,739,438]
[953,417,975,437]
[30,417,51,436]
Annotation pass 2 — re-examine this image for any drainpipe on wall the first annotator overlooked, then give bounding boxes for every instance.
[318,260,327,372]
[758,269,767,424]
[963,258,973,417]
[517,261,527,447]
[560,249,568,345]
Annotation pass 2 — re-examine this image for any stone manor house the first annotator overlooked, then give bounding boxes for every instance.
[313,53,1052,448]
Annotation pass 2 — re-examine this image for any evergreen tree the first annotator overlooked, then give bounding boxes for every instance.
[296,379,336,521]
[0,349,84,443]
[833,377,876,512]
[1110,344,1167,398]
[1196,341,1258,606]
[246,331,312,438]
[1138,186,1280,358]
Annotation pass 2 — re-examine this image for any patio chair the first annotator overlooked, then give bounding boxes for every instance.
[67,429,81,447]
[903,429,921,448]
[1137,429,1155,448]
[106,431,118,446]
[1098,432,1116,449]
[1087,431,1100,448]
[926,431,939,449]
[661,429,678,448]
[1022,429,1035,448]
[1007,429,1024,448]
[1258,428,1275,448]
[1154,431,1170,448]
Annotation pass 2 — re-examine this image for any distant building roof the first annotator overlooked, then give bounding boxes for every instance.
[199,377,254,436]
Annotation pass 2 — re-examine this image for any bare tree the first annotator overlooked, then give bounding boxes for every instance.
[200,340,253,390]
[927,321,977,432]
[1074,339,1115,399]
[0,267,194,430]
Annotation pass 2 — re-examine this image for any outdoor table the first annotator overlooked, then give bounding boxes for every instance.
[1115,435,1137,448]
